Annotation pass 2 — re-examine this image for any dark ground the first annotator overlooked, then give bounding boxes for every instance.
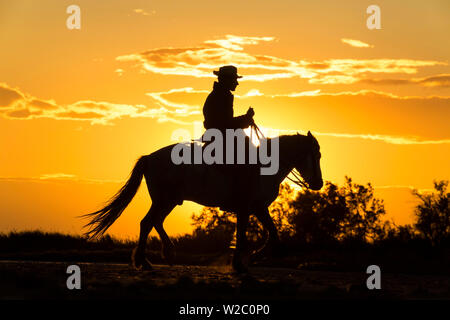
[1,259,449,300]
[1,232,449,301]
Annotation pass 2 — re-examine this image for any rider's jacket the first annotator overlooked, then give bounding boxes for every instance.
[203,82,252,132]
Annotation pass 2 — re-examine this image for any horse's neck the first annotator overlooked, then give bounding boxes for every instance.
[272,135,299,184]
[273,162,294,186]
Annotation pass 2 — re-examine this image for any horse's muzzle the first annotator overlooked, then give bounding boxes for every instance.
[309,180,323,191]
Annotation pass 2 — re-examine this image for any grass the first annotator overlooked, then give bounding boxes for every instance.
[0,230,229,265]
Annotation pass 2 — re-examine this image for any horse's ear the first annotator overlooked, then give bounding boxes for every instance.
[296,132,300,136]
[307,131,312,137]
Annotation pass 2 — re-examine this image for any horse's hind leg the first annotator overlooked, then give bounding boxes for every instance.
[133,206,156,270]
[154,221,176,265]
[133,201,175,270]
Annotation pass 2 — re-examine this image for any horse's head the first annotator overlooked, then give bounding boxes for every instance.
[294,131,323,190]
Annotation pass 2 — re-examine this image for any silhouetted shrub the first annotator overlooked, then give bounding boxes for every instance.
[289,177,388,245]
[3,179,449,262]
[189,178,389,249]
[173,227,233,253]
[413,180,450,246]
[268,183,296,239]
[190,207,265,250]
[383,224,417,244]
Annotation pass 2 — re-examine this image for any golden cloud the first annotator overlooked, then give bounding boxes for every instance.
[6,108,43,118]
[246,125,450,145]
[116,35,446,84]
[0,83,200,125]
[133,9,155,16]
[2,82,449,146]
[360,74,450,87]
[341,38,374,48]
[137,86,450,144]
[313,131,450,145]
[0,173,122,184]
[0,83,24,107]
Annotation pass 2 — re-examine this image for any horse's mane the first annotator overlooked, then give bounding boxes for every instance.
[264,134,312,151]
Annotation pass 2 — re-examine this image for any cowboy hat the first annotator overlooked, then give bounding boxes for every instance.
[213,65,242,78]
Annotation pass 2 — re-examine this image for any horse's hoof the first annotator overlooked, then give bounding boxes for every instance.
[132,248,153,271]
[250,250,263,262]
[165,257,175,267]
[251,242,283,262]
[233,264,249,274]
[133,258,153,271]
[232,256,249,274]
[141,259,153,270]
[162,247,176,266]
[250,247,270,262]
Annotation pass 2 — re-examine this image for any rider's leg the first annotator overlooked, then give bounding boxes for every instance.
[233,135,258,211]
[232,211,250,273]
[234,165,250,210]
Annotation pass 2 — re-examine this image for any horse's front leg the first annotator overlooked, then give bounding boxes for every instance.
[232,212,250,273]
[252,207,281,261]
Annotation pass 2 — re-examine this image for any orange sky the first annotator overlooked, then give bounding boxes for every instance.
[0,0,449,239]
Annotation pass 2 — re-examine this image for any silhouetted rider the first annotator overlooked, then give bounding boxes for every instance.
[202,65,255,212]
[203,65,254,132]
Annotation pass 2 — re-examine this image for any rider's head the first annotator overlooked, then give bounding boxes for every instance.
[213,65,242,91]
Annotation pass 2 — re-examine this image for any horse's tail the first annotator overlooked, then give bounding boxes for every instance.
[82,156,147,239]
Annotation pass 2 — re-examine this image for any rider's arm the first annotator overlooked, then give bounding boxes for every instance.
[229,114,253,129]
[228,97,253,129]
[203,94,253,129]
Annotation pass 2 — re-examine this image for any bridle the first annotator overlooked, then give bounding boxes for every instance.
[250,122,310,189]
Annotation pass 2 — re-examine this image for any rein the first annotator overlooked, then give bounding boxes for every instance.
[250,122,310,189]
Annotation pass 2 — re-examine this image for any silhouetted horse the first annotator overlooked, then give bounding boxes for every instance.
[83,132,323,272]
